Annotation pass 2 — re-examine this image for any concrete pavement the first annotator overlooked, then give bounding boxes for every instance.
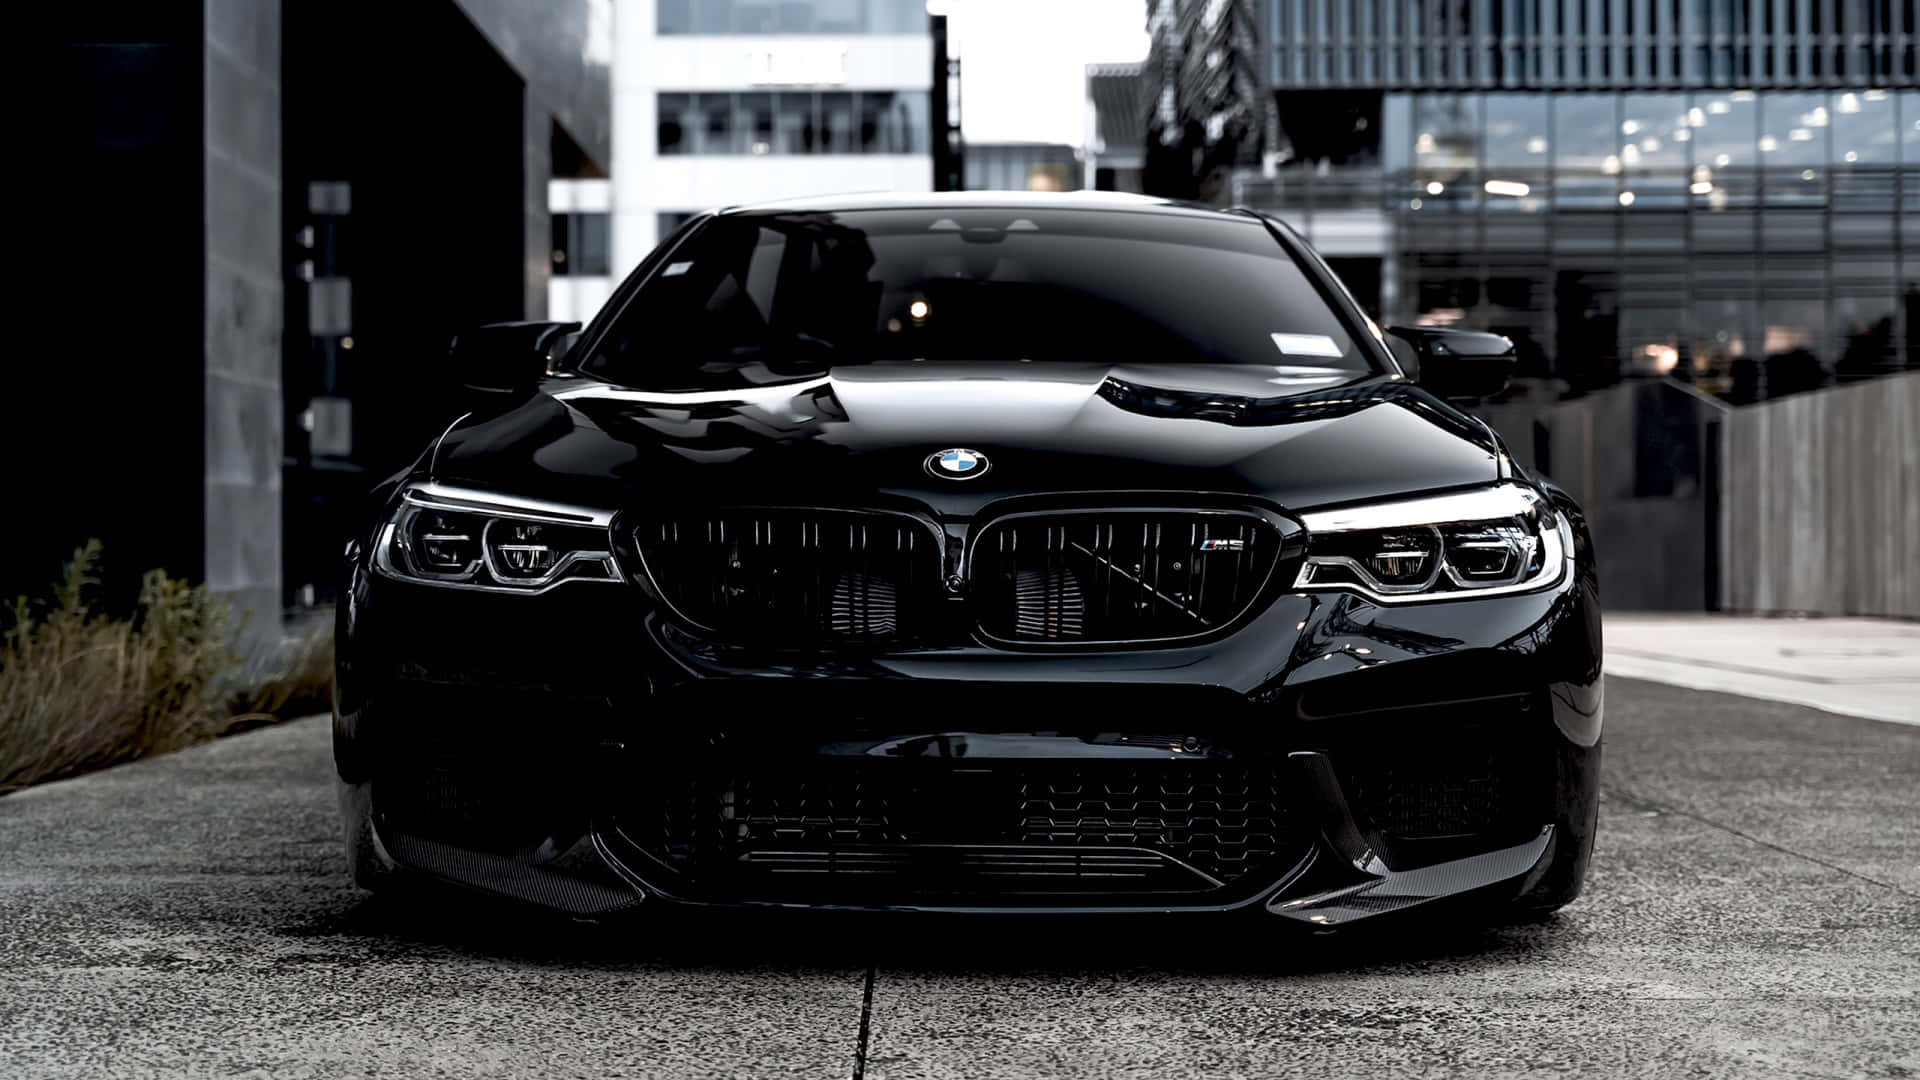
[1605,614,1920,725]
[2,679,1917,1077]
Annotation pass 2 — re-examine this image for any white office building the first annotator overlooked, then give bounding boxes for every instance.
[550,0,935,322]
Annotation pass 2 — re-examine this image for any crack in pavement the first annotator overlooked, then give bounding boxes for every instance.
[1601,777,1920,901]
[852,962,877,1080]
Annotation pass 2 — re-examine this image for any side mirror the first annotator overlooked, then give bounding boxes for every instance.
[1383,326,1516,401]
[449,321,582,397]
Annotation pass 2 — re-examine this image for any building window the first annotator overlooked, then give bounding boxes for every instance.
[657,91,927,154]
[551,212,610,276]
[1371,89,1918,401]
[658,212,699,239]
[659,0,924,35]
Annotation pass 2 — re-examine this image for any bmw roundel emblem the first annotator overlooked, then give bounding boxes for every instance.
[925,447,991,481]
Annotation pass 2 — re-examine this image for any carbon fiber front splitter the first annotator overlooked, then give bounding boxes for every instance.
[344,747,1566,924]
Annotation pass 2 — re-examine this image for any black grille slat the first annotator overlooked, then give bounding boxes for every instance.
[642,507,1281,648]
[639,510,939,644]
[973,512,1280,644]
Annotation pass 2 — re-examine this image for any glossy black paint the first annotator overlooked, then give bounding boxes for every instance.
[334,193,1602,924]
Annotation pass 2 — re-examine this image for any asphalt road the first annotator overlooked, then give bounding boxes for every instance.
[2,678,1916,1078]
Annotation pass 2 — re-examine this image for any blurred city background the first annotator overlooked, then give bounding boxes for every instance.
[26,0,1919,654]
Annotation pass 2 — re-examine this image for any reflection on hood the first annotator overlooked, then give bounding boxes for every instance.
[436,360,1501,511]
[1097,370,1486,443]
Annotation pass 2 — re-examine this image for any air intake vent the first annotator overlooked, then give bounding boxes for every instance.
[1013,567,1084,639]
[637,510,940,644]
[622,759,1305,899]
[972,511,1282,644]
[829,572,898,638]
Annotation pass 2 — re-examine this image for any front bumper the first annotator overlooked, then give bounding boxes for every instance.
[333,544,1602,923]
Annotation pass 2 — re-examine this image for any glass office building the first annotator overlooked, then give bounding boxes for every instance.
[1238,0,1920,401]
[548,0,933,323]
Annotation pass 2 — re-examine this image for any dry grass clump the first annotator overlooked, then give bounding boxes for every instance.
[0,542,332,793]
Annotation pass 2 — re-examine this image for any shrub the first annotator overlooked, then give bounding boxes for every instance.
[0,542,331,793]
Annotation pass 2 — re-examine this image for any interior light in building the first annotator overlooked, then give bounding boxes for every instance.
[1674,129,1691,142]
[909,299,930,320]
[1426,180,1445,195]
[1801,169,1817,181]
[1715,153,1732,167]
[1844,150,1859,163]
[1692,164,1712,182]
[1805,106,1829,126]
[1758,135,1780,152]
[1709,100,1731,115]
[1415,132,1437,153]
[1620,144,1642,165]
[752,141,771,154]
[1526,136,1548,153]
[1622,119,1641,135]
[1789,127,1813,141]
[1690,180,1714,195]
[1839,93,1861,114]
[1484,179,1531,197]
[1866,89,1888,101]
[1731,90,1755,102]
[1618,191,1636,207]
[1639,343,1680,373]
[1641,136,1661,152]
[1602,154,1622,175]
[1688,107,1706,126]
[1409,198,1424,210]
[341,336,355,350]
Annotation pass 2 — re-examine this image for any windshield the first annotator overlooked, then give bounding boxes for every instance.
[579,208,1375,392]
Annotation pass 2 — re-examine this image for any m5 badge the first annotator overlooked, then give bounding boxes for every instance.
[1197,539,1247,552]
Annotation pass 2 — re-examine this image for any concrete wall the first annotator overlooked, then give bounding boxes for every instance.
[1721,372,1920,618]
[455,0,613,167]
[203,0,283,643]
[1478,379,1723,611]
[524,92,554,320]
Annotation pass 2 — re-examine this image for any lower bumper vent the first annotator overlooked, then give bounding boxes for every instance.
[618,761,1305,900]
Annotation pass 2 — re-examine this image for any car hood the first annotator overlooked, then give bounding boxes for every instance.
[431,362,1502,515]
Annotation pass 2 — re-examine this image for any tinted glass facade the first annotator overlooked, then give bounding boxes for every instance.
[658,0,924,34]
[1263,0,1917,87]
[1241,0,1920,400]
[1383,87,1918,397]
[657,91,929,154]
[965,143,1085,191]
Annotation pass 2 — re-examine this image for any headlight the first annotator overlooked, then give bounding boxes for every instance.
[1293,483,1568,602]
[374,483,621,592]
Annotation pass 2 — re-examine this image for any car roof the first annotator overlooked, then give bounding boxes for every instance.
[718,190,1240,220]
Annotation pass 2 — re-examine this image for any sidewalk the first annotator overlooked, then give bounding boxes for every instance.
[1604,614,1920,726]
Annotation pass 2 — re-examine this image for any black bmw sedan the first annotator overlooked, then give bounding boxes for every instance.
[334,192,1602,926]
